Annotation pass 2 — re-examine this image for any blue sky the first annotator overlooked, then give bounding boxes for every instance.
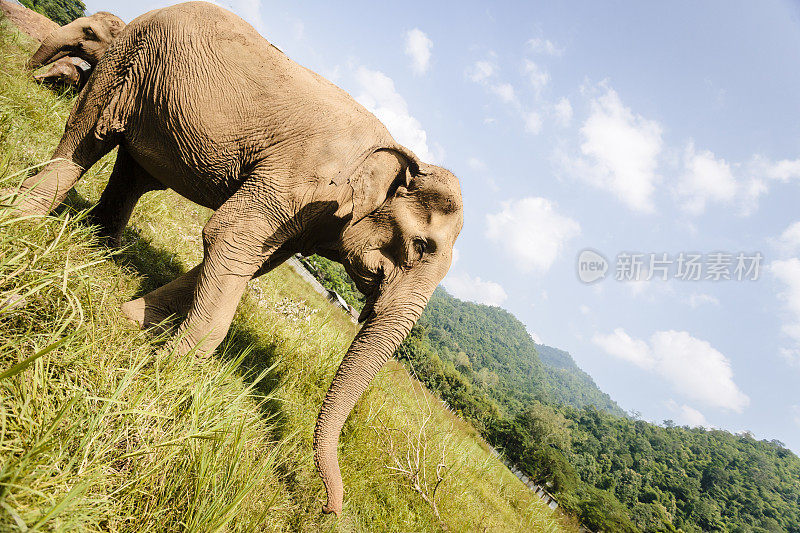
[86,0,800,451]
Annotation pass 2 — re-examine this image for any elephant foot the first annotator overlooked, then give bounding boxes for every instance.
[121,297,181,334]
[121,297,147,327]
[0,188,53,216]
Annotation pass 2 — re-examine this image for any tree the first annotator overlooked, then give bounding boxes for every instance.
[20,0,86,25]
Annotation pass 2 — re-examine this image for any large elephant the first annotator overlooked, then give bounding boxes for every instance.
[28,11,125,89]
[5,1,462,516]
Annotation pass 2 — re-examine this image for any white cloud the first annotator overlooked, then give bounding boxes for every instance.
[737,156,800,214]
[466,60,495,82]
[553,97,573,127]
[593,328,750,412]
[565,84,663,213]
[527,37,563,56]
[592,328,655,370]
[490,83,516,103]
[755,156,800,182]
[442,271,507,306]
[773,221,800,256]
[405,28,432,75]
[740,178,768,216]
[651,330,749,412]
[523,59,550,96]
[665,400,711,428]
[451,247,460,267]
[770,258,800,366]
[485,197,580,273]
[354,67,435,162]
[779,348,800,367]
[467,157,486,171]
[467,58,519,106]
[793,405,800,426]
[524,111,542,134]
[686,292,720,308]
[579,304,590,315]
[677,143,738,214]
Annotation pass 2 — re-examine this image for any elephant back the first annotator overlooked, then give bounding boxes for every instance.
[128,2,401,189]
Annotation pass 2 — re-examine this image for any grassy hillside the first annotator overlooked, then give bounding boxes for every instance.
[0,17,574,532]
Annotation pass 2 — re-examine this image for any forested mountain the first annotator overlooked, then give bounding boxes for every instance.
[536,343,625,417]
[420,288,625,416]
[302,256,800,532]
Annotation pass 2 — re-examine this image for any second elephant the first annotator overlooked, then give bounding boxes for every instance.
[28,11,124,89]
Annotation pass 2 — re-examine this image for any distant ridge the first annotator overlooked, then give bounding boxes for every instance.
[419,287,625,417]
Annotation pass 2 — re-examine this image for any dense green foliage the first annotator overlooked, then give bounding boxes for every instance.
[536,344,626,417]
[20,0,85,25]
[494,406,800,532]
[299,254,365,310]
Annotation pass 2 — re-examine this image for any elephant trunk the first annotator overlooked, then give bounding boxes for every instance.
[28,32,72,70]
[313,270,438,516]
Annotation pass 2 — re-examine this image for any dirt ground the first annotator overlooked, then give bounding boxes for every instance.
[0,0,58,42]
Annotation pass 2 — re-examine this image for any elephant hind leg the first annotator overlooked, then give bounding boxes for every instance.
[89,147,165,247]
[6,47,128,216]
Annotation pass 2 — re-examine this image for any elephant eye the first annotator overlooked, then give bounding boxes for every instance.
[413,239,427,258]
[84,27,96,38]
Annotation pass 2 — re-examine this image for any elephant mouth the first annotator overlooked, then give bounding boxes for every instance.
[343,253,384,322]
[357,267,385,322]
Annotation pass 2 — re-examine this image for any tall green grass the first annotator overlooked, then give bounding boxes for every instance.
[0,16,576,532]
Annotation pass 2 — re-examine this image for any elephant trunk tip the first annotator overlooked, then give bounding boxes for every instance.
[317,450,344,517]
[322,501,342,517]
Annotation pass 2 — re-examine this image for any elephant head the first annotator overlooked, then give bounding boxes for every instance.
[314,147,463,515]
[27,11,125,70]
[33,57,91,89]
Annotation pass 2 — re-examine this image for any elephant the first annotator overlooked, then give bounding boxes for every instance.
[33,56,92,89]
[27,11,125,89]
[4,1,462,517]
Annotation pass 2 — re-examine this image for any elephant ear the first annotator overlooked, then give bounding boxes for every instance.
[349,144,421,224]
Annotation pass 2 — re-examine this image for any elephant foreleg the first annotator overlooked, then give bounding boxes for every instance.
[121,248,293,330]
[164,184,297,357]
[121,264,201,330]
[90,148,165,247]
